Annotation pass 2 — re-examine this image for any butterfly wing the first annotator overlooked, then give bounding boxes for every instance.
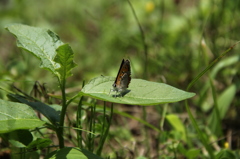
[114,59,131,92]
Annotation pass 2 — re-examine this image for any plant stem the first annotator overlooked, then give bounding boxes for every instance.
[58,78,67,148]
[77,95,83,149]
[96,103,113,156]
[77,81,85,149]
[185,100,214,158]
[127,0,148,79]
[87,103,94,151]
[91,101,97,151]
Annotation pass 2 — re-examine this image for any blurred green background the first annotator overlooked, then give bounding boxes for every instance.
[1,0,240,158]
[1,0,240,89]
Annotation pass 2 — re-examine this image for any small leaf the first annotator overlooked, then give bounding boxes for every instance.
[81,76,195,105]
[185,149,201,159]
[5,24,64,77]
[54,44,77,82]
[0,99,45,133]
[166,114,186,141]
[27,138,52,150]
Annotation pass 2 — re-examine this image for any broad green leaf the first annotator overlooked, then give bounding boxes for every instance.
[0,99,45,133]
[46,147,103,159]
[5,24,64,77]
[8,94,60,126]
[54,44,77,82]
[166,114,186,141]
[81,76,195,105]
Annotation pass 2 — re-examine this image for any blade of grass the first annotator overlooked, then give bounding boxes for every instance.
[91,101,97,152]
[77,81,85,149]
[186,42,240,158]
[87,100,96,152]
[209,77,222,137]
[142,106,150,156]
[187,41,240,91]
[79,101,161,133]
[185,100,214,158]
[127,0,148,79]
[96,103,113,156]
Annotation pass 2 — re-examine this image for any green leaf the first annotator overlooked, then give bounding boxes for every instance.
[54,44,77,82]
[3,130,33,148]
[27,138,52,150]
[81,76,195,105]
[0,99,45,133]
[166,114,186,141]
[137,157,148,159]
[45,147,103,159]
[5,24,64,77]
[215,149,236,159]
[208,84,237,135]
[185,149,201,159]
[8,94,60,126]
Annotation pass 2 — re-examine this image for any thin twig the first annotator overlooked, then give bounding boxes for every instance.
[127,0,148,79]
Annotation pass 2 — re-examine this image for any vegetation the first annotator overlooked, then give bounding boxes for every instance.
[0,0,240,158]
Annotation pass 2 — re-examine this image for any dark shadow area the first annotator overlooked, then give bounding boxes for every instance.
[111,89,131,97]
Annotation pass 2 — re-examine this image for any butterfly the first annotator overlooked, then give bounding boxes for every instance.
[109,59,131,97]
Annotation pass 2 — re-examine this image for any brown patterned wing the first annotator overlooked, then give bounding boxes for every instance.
[113,59,131,91]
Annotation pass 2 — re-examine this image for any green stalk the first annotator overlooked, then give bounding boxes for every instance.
[142,106,150,155]
[77,80,85,149]
[127,0,148,79]
[87,105,94,151]
[77,95,83,149]
[58,78,67,148]
[160,104,168,131]
[185,101,214,158]
[91,101,97,151]
[209,78,222,137]
[96,103,113,156]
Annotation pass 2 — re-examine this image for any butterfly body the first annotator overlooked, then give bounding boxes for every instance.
[109,59,131,97]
